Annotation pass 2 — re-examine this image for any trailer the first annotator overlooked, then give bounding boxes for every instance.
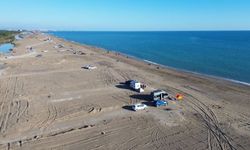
[126,80,145,93]
[130,80,141,90]
[151,90,169,101]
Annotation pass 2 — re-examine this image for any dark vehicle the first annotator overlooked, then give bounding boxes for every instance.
[151,90,169,101]
[125,80,133,86]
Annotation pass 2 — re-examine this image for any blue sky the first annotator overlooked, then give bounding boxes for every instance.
[0,0,250,31]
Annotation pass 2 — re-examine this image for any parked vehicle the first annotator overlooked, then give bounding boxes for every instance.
[154,100,168,107]
[82,65,97,70]
[126,80,145,93]
[125,80,133,86]
[151,90,169,101]
[130,80,141,90]
[132,104,147,111]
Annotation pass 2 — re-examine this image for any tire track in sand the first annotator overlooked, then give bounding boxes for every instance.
[159,85,242,150]
[0,77,29,135]
[185,93,239,150]
[37,104,58,131]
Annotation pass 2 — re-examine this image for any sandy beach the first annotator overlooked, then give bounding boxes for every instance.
[0,32,249,150]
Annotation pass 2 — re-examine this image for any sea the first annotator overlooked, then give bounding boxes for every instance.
[48,31,250,85]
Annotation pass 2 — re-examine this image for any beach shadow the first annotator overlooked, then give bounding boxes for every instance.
[129,94,151,101]
[115,83,131,90]
[165,108,173,111]
[122,105,134,111]
[141,101,155,107]
[129,94,155,107]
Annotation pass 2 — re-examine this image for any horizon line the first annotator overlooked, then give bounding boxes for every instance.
[45,29,250,32]
[2,29,250,32]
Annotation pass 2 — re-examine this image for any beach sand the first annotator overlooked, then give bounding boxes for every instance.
[0,32,249,150]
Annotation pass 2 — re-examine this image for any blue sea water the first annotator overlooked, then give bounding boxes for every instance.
[48,31,250,84]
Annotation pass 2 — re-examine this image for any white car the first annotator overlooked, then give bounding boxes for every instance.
[82,65,97,70]
[132,104,147,111]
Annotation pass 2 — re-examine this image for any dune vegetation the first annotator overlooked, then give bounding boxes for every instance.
[0,30,20,44]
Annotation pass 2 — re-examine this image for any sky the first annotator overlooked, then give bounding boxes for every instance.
[0,0,250,31]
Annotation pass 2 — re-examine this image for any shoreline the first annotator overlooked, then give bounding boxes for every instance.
[48,33,250,87]
[0,32,249,149]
